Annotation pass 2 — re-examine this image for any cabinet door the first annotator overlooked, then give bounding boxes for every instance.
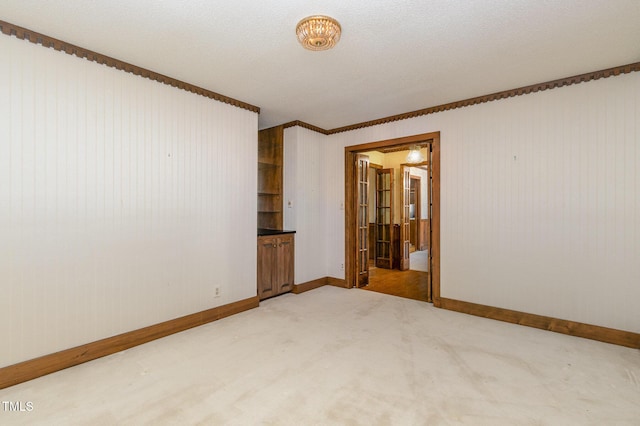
[257,237,277,299]
[276,235,294,294]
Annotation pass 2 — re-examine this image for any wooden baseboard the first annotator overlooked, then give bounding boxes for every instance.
[327,277,348,288]
[292,277,328,294]
[436,297,640,349]
[0,296,260,390]
[292,276,349,294]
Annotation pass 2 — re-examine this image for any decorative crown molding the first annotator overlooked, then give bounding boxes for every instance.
[280,61,640,135]
[0,19,260,114]
[282,120,330,135]
[2,19,637,134]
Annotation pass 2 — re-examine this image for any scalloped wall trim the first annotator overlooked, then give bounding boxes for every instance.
[282,62,640,135]
[0,19,260,113]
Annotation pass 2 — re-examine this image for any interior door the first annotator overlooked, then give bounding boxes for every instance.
[400,166,411,271]
[375,168,393,269]
[427,145,433,301]
[356,154,370,287]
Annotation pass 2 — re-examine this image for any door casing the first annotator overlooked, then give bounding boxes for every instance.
[344,132,441,304]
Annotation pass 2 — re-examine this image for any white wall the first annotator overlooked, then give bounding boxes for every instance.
[409,167,429,220]
[288,72,640,333]
[0,36,258,367]
[363,150,384,166]
[283,126,328,283]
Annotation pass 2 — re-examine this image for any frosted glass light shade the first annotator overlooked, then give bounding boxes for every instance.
[406,146,424,163]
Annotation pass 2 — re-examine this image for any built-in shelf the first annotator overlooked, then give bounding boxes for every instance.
[257,126,290,297]
[258,126,284,230]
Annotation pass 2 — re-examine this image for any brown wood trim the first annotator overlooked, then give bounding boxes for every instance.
[345,148,358,288]
[292,277,328,294]
[0,19,260,114]
[0,296,260,390]
[348,134,438,153]
[418,219,429,251]
[291,276,348,293]
[327,277,348,288]
[377,144,429,154]
[430,135,441,301]
[4,17,630,130]
[281,120,330,135]
[329,61,640,134]
[437,297,640,349]
[277,62,640,135]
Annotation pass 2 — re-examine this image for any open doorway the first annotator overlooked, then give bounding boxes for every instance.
[358,153,430,301]
[405,164,430,274]
[344,132,440,303]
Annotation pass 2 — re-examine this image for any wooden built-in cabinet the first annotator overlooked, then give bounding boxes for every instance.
[257,126,294,300]
[257,233,294,300]
[258,126,283,230]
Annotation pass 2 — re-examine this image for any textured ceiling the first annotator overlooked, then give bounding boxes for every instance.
[2,0,639,130]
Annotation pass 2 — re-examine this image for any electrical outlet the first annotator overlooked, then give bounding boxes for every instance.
[214,287,221,298]
[340,263,344,270]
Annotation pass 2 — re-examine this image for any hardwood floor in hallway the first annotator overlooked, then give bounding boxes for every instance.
[362,265,430,302]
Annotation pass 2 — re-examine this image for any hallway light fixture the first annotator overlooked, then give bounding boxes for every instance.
[296,15,341,51]
[406,145,424,164]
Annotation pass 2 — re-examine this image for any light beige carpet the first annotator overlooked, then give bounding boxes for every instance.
[1,286,639,425]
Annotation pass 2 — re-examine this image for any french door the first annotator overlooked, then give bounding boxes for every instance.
[375,168,393,269]
[400,166,411,271]
[356,154,369,287]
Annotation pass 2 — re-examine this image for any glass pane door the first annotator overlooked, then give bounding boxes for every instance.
[375,168,393,269]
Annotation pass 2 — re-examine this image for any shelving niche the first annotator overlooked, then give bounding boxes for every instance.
[258,126,283,230]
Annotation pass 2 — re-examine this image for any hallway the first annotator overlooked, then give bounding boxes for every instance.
[363,251,430,302]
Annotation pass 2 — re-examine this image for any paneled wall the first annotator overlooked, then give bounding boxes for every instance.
[288,72,640,333]
[0,36,258,367]
[283,126,328,283]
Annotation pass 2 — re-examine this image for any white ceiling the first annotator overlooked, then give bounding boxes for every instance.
[2,0,639,130]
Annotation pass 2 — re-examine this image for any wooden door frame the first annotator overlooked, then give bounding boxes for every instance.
[344,132,441,303]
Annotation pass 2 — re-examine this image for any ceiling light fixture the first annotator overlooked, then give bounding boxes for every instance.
[296,15,341,51]
[406,145,424,164]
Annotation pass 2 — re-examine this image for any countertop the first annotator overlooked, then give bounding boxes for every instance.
[258,228,296,236]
